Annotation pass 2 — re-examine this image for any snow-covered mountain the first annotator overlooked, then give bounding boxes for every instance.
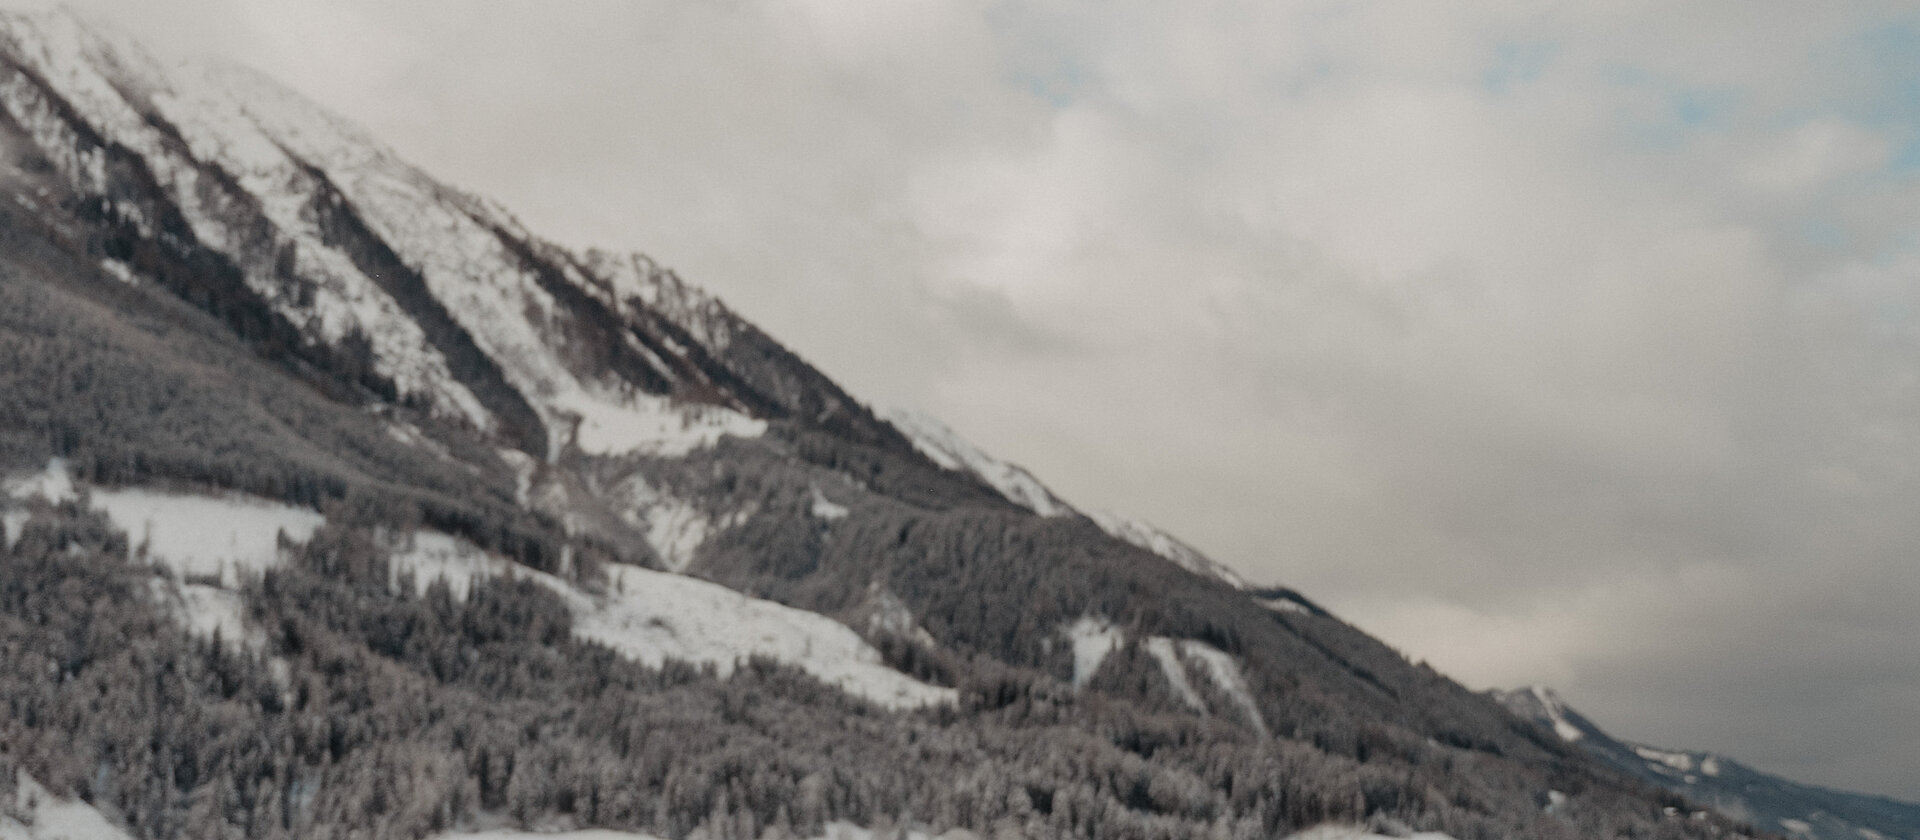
[0,8,1784,840]
[1494,686,1920,840]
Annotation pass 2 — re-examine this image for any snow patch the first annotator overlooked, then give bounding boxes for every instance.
[1086,509,1249,589]
[1178,640,1268,736]
[1144,637,1206,711]
[1700,755,1721,777]
[878,407,1071,517]
[429,832,664,840]
[1529,685,1585,742]
[567,564,955,710]
[863,587,939,648]
[98,257,136,284]
[1,510,25,549]
[428,822,974,840]
[612,477,751,573]
[91,488,323,587]
[1779,818,1814,837]
[498,449,539,507]
[810,486,849,521]
[1259,596,1311,614]
[809,823,970,840]
[1284,825,1458,840]
[563,394,765,459]
[2,771,134,840]
[642,498,711,573]
[1634,746,1696,774]
[390,530,511,602]
[1066,617,1123,688]
[2,457,76,504]
[145,578,262,650]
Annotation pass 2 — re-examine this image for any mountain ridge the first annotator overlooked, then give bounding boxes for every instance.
[0,8,1781,840]
[1495,685,1920,840]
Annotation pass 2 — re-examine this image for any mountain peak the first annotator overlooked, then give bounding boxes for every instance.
[1494,686,1920,840]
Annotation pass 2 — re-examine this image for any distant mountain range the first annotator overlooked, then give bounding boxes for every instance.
[1495,685,1920,840]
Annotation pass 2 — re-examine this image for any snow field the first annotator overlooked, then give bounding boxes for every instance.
[1067,616,1123,688]
[1145,637,1206,711]
[1062,617,1267,733]
[566,564,957,710]
[2,772,134,840]
[1284,825,1458,840]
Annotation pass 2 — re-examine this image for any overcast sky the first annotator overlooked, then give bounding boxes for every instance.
[23,0,1920,799]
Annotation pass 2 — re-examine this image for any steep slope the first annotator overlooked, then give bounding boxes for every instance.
[878,406,1250,589]
[0,9,1774,840]
[1496,686,1920,840]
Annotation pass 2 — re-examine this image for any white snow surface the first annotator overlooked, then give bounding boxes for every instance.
[1177,639,1268,736]
[380,530,951,709]
[91,487,323,586]
[3,460,322,583]
[878,407,1072,517]
[1085,508,1249,590]
[1070,622,1263,730]
[809,823,974,840]
[1284,826,1457,840]
[565,564,954,710]
[1635,745,1697,774]
[810,486,850,521]
[1258,595,1312,614]
[2,457,76,504]
[429,832,664,840]
[4,460,314,647]
[1528,684,1585,742]
[96,258,136,284]
[1,511,26,549]
[563,394,765,460]
[1144,637,1206,711]
[609,474,754,573]
[1780,818,1815,837]
[390,530,512,602]
[641,498,715,573]
[145,579,261,649]
[1546,790,1569,815]
[429,822,974,840]
[2,772,134,840]
[0,9,766,460]
[1066,616,1124,688]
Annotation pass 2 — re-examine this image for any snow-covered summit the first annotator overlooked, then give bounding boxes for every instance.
[0,7,775,461]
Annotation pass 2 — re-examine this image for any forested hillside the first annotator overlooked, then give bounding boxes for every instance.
[0,9,1777,840]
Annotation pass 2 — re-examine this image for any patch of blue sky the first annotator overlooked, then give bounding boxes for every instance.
[1481,40,1558,94]
[1598,64,1741,149]
[1850,20,1920,174]
[1014,61,1084,108]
